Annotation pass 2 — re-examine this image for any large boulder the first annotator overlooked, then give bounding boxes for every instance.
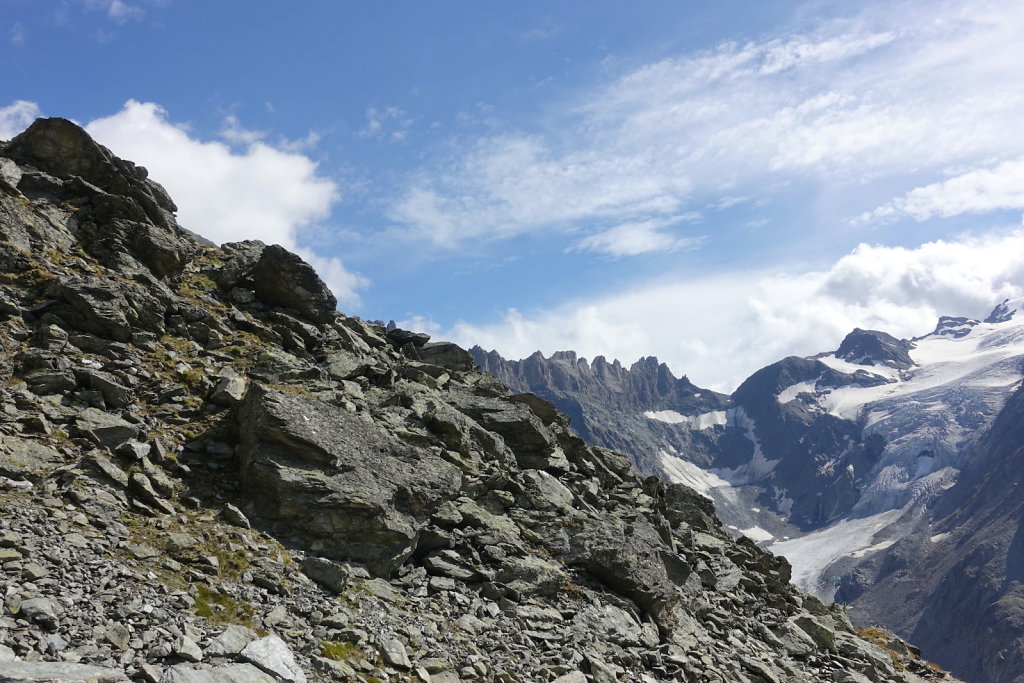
[253,245,337,324]
[0,660,128,682]
[236,385,461,575]
[46,275,167,342]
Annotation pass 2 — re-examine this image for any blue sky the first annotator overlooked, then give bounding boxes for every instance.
[3,0,1024,390]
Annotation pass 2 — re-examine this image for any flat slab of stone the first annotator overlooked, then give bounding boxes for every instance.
[0,436,66,480]
[239,635,306,683]
[0,660,128,682]
[159,663,275,683]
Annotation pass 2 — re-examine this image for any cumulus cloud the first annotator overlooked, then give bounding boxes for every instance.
[390,1,1024,253]
[82,101,366,305]
[860,159,1024,223]
[438,231,1024,392]
[0,101,41,140]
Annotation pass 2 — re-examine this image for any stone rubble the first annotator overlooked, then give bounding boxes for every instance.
[0,118,961,682]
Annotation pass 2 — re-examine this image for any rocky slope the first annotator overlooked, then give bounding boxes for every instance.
[473,305,1024,683]
[467,350,780,539]
[0,118,961,682]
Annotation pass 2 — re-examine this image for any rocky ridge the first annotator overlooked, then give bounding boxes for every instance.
[0,118,957,682]
[468,350,744,475]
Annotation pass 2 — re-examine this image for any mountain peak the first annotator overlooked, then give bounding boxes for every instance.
[835,328,914,369]
[984,296,1024,324]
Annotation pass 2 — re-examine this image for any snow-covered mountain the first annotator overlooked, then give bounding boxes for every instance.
[471,295,1024,683]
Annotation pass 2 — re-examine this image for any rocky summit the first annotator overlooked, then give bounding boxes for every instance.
[0,118,958,682]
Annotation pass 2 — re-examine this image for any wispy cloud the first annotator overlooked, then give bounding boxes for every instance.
[860,159,1024,224]
[389,1,1024,255]
[10,21,26,45]
[439,230,1024,392]
[85,0,145,24]
[359,106,412,142]
[0,101,41,140]
[572,216,704,257]
[519,22,560,43]
[219,115,266,146]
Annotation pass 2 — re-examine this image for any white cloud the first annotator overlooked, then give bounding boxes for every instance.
[0,101,40,139]
[390,1,1024,252]
[359,107,412,142]
[438,231,1024,392]
[219,115,266,146]
[85,0,144,23]
[860,159,1024,223]
[80,100,366,306]
[572,217,705,257]
[107,0,143,22]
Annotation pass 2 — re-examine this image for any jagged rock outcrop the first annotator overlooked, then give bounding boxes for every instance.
[469,348,744,473]
[834,329,914,369]
[0,119,957,682]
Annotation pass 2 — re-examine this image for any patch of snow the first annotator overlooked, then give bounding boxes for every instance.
[818,355,900,381]
[777,380,818,404]
[929,532,951,543]
[769,509,904,600]
[849,539,896,558]
[658,451,730,498]
[644,410,727,429]
[740,526,774,543]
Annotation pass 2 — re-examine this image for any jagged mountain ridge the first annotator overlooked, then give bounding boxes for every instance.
[0,118,957,681]
[472,298,1024,683]
[470,349,740,470]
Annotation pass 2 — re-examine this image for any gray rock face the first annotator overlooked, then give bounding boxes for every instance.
[239,636,306,683]
[834,328,914,369]
[0,660,128,682]
[252,244,337,324]
[159,663,275,683]
[237,384,461,575]
[204,626,259,658]
[419,341,476,372]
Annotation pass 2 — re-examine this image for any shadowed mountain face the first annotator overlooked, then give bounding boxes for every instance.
[845,382,1024,683]
[0,118,960,681]
[473,305,1024,683]
[471,348,744,472]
